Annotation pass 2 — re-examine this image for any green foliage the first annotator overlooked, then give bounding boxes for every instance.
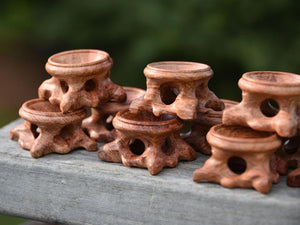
[1,0,300,100]
[0,214,27,225]
[0,108,18,128]
[0,1,299,222]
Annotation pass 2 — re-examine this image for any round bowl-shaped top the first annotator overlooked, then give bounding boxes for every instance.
[239,71,300,96]
[19,99,86,125]
[144,61,213,81]
[46,49,112,78]
[207,124,281,152]
[48,49,109,67]
[113,109,181,135]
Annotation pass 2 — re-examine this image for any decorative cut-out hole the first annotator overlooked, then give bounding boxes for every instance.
[227,156,247,174]
[31,124,40,138]
[283,137,299,155]
[161,114,176,121]
[105,115,114,131]
[260,99,279,117]
[83,128,90,137]
[129,139,145,155]
[180,121,193,138]
[161,139,172,154]
[160,83,179,105]
[84,79,96,92]
[60,125,73,140]
[60,81,69,93]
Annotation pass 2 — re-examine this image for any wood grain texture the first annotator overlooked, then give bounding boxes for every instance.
[183,99,238,154]
[1,119,300,225]
[39,49,126,113]
[223,71,300,137]
[99,109,196,175]
[82,87,145,143]
[193,124,281,194]
[130,61,224,120]
[10,99,97,158]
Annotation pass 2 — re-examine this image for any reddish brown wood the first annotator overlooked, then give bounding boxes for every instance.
[39,49,126,113]
[130,61,224,120]
[82,87,145,142]
[223,71,300,137]
[98,109,197,175]
[274,132,300,187]
[183,99,238,154]
[287,167,300,187]
[193,124,281,194]
[10,99,97,158]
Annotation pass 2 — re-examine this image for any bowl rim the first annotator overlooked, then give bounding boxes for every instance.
[47,49,110,68]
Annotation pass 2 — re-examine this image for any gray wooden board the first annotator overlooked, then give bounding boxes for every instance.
[0,119,300,225]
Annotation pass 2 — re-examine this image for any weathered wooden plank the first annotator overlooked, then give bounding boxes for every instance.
[0,119,300,225]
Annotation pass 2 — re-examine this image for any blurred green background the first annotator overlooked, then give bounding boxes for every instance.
[1,0,300,224]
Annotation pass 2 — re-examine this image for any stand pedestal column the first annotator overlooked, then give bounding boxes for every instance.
[39,49,126,113]
[193,124,281,194]
[10,99,97,158]
[82,87,145,142]
[183,99,237,154]
[275,133,300,187]
[99,110,196,175]
[223,71,300,138]
[130,61,224,120]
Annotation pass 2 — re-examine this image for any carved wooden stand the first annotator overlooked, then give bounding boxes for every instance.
[193,124,281,194]
[183,99,237,154]
[130,61,224,120]
[10,99,97,158]
[275,132,300,187]
[98,109,197,175]
[82,87,145,142]
[223,71,300,137]
[39,49,126,113]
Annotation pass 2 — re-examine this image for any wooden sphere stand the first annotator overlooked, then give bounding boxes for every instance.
[130,61,224,120]
[183,99,237,154]
[10,99,97,158]
[10,49,300,193]
[223,71,300,138]
[98,109,197,175]
[275,132,300,187]
[193,124,281,194]
[82,87,145,142]
[39,49,126,113]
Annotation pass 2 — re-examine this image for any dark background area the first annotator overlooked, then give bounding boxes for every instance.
[1,0,300,224]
